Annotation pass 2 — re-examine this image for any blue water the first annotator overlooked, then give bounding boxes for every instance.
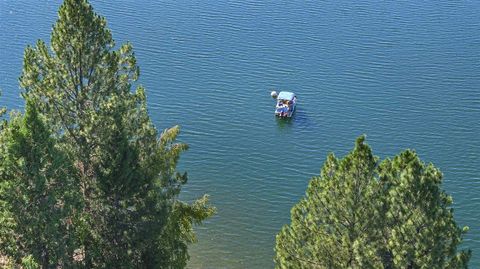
[1,1,479,268]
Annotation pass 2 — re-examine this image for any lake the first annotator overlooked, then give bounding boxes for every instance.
[1,1,479,268]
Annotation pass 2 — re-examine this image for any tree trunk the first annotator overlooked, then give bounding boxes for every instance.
[41,246,49,269]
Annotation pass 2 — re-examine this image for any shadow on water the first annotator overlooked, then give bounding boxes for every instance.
[293,108,314,128]
[276,107,315,131]
[275,115,293,130]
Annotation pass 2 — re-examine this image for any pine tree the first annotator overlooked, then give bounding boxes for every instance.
[275,136,384,268]
[2,0,215,267]
[378,150,471,268]
[275,136,470,269]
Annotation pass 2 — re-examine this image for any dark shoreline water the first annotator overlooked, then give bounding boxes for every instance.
[1,1,479,268]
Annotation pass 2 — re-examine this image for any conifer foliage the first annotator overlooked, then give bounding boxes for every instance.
[275,136,470,269]
[0,102,79,268]
[0,0,214,268]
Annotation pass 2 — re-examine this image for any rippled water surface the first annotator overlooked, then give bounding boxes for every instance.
[1,1,479,268]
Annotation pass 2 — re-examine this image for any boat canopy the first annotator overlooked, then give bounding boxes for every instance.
[277,91,295,101]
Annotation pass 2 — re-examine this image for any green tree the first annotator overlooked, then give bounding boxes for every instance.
[378,150,471,268]
[275,136,384,269]
[0,101,80,268]
[275,136,470,269]
[0,0,214,267]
